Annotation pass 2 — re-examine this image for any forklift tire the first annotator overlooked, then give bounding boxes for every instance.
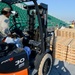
[38,53,52,75]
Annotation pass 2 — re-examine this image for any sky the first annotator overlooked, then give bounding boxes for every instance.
[37,0,75,22]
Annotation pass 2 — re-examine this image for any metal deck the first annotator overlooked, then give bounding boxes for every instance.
[50,59,75,75]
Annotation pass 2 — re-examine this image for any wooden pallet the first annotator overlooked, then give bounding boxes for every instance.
[54,37,73,62]
[55,28,75,39]
[54,28,75,64]
[66,59,75,64]
[66,39,75,64]
[54,54,65,61]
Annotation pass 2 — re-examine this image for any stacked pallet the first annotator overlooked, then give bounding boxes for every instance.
[53,28,75,64]
[66,39,75,64]
[54,36,73,61]
[54,37,66,61]
[55,28,75,39]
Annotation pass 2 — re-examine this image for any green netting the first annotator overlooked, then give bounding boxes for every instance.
[47,15,68,28]
[0,3,68,30]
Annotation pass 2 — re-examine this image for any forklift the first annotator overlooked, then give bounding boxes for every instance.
[0,0,53,75]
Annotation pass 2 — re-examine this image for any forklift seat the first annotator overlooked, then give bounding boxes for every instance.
[0,42,16,58]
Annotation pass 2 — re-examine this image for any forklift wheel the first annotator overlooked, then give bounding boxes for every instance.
[38,53,52,75]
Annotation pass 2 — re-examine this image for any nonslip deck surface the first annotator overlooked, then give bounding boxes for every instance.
[50,59,75,75]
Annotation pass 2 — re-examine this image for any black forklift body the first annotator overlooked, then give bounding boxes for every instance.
[0,0,53,75]
[0,46,29,73]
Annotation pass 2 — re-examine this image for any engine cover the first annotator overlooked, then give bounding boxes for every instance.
[0,50,29,73]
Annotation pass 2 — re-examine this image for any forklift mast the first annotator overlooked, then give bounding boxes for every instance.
[0,0,48,53]
[24,3,48,52]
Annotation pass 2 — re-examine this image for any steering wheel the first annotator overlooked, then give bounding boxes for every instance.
[9,23,21,33]
[9,23,25,37]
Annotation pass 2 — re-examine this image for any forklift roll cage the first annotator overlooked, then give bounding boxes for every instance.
[0,0,48,53]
